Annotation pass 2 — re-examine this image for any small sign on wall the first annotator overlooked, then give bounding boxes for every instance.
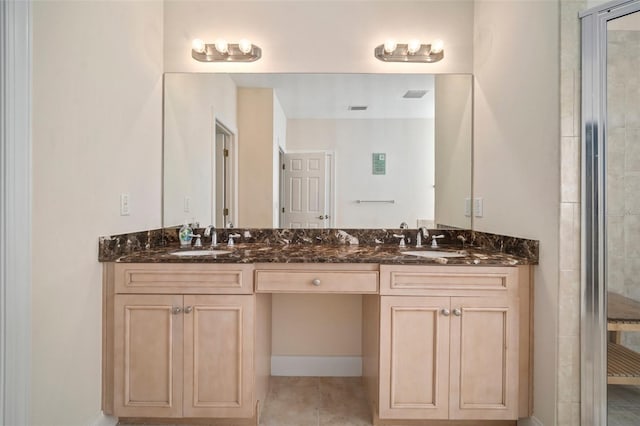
[372,153,386,175]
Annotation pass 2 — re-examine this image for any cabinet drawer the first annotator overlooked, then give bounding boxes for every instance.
[255,269,378,293]
[114,263,254,294]
[380,265,518,296]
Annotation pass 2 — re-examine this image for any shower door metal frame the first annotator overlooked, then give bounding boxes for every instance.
[580,1,640,425]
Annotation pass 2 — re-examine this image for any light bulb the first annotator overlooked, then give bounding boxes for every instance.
[407,39,421,54]
[238,39,252,54]
[431,39,444,54]
[191,38,206,53]
[383,39,397,54]
[214,39,229,54]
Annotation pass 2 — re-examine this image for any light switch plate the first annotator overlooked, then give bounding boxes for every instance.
[474,197,483,218]
[120,193,130,216]
[464,198,472,217]
[184,196,191,213]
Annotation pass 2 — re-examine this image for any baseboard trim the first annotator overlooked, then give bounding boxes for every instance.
[518,416,543,426]
[271,355,362,376]
[91,413,118,426]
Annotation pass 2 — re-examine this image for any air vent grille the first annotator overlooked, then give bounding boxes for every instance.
[348,105,368,111]
[403,90,428,99]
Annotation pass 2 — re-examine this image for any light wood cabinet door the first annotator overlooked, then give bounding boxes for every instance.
[183,295,255,418]
[449,295,518,420]
[379,296,451,420]
[113,294,183,418]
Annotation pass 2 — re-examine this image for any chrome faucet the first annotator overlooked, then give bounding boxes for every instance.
[227,233,241,247]
[416,227,429,248]
[393,233,406,248]
[431,234,445,248]
[204,225,218,247]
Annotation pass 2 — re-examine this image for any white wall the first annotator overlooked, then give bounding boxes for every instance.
[287,119,434,228]
[434,74,473,229]
[163,73,237,226]
[273,94,287,227]
[163,0,474,74]
[32,1,163,425]
[473,1,560,425]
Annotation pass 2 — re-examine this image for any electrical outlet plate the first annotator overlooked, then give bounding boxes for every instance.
[184,196,191,213]
[120,193,130,216]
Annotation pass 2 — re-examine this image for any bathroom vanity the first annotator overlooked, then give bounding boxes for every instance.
[99,230,536,426]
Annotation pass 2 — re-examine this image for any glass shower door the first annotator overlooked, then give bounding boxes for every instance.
[606,9,640,425]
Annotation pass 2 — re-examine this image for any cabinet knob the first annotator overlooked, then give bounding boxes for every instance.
[453,308,462,316]
[172,306,182,315]
[312,278,321,286]
[184,306,193,314]
[441,308,450,316]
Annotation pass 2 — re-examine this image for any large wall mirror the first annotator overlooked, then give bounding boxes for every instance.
[163,73,472,229]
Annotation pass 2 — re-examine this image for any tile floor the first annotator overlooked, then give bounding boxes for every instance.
[259,376,372,426]
[608,385,640,426]
[117,376,373,426]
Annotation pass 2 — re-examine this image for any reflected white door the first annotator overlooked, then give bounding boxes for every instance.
[282,152,327,228]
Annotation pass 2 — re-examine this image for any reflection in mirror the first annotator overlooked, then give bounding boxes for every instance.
[163,73,472,229]
[605,10,640,425]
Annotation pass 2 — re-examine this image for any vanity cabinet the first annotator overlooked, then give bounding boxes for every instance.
[113,294,254,418]
[103,263,259,421]
[372,265,531,422]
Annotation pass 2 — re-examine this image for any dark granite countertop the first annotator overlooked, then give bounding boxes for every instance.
[107,242,534,266]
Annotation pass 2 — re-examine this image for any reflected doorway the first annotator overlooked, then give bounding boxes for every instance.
[214,121,236,228]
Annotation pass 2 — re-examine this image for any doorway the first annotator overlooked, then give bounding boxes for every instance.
[581,1,640,425]
[214,121,236,228]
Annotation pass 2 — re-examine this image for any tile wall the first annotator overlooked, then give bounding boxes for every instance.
[558,1,584,424]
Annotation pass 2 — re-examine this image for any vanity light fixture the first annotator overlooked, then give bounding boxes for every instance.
[191,38,262,62]
[375,39,444,63]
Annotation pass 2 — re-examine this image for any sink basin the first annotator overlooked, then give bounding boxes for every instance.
[170,249,232,257]
[402,250,467,259]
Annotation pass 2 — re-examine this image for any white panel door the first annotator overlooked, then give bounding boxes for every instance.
[283,152,327,228]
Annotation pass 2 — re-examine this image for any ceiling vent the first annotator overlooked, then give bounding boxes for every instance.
[348,105,368,111]
[403,90,428,99]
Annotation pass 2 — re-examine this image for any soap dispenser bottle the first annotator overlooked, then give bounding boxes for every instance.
[179,222,193,248]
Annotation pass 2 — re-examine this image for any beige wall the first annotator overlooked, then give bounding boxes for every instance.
[434,74,473,229]
[473,1,560,425]
[163,0,474,74]
[32,1,163,425]
[237,88,277,227]
[272,294,362,356]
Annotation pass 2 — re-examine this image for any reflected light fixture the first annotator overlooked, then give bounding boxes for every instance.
[375,39,444,63]
[191,38,262,62]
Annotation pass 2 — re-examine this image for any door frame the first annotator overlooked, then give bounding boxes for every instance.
[0,0,32,424]
[580,1,640,425]
[211,113,238,229]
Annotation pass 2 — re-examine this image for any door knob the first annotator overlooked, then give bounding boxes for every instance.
[453,308,462,316]
[184,306,193,314]
[312,278,321,286]
[172,306,182,315]
[441,308,450,316]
